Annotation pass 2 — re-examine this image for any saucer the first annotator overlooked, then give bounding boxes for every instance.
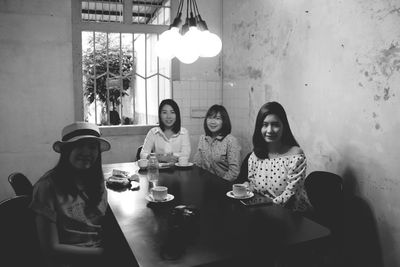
[145,193,174,203]
[175,162,194,168]
[226,191,254,200]
[159,163,174,169]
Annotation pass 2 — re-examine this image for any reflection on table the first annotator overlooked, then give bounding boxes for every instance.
[103,162,330,267]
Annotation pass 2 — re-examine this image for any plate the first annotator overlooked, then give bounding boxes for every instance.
[138,163,173,171]
[145,193,175,203]
[159,163,174,169]
[175,162,194,168]
[226,191,254,200]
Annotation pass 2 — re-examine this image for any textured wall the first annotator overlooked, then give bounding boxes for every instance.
[223,0,400,266]
[0,0,74,198]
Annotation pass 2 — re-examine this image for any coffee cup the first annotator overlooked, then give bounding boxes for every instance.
[232,184,248,197]
[138,159,148,169]
[151,186,168,201]
[178,156,189,166]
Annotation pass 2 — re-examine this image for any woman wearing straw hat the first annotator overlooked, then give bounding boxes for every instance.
[30,122,112,267]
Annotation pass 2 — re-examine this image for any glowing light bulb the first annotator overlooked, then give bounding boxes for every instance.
[175,37,199,64]
[175,26,201,64]
[156,27,181,60]
[199,31,222,57]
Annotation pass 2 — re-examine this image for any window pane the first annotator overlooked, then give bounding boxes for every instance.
[147,75,159,125]
[158,76,171,101]
[134,75,146,124]
[82,31,170,126]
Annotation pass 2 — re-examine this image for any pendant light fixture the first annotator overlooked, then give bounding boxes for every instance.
[156,0,222,64]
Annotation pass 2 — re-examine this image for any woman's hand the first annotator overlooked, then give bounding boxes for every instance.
[157,153,178,163]
[243,181,254,192]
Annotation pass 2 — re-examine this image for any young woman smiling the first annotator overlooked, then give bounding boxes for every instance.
[194,105,241,181]
[30,122,111,267]
[140,99,191,163]
[237,102,312,212]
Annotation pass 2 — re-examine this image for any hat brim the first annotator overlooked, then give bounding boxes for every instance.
[53,136,111,153]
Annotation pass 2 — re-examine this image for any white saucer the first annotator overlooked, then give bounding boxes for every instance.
[159,163,174,169]
[175,162,194,168]
[145,193,174,203]
[226,191,254,200]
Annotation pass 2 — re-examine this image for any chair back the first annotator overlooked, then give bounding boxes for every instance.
[0,195,45,266]
[305,171,343,232]
[136,145,143,161]
[8,172,33,196]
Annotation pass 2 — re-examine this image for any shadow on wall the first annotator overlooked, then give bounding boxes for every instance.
[342,167,384,267]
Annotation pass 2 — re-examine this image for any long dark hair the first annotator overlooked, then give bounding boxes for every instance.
[158,99,181,134]
[50,141,105,207]
[252,102,299,159]
[204,105,232,139]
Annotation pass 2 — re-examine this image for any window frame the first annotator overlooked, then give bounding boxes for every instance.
[71,0,176,136]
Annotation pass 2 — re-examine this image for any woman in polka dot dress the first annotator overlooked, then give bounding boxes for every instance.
[237,102,312,212]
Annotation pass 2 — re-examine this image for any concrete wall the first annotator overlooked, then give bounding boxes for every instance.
[222,0,400,266]
[0,0,74,198]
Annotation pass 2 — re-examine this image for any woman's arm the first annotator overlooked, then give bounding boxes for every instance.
[140,129,156,159]
[193,135,204,166]
[235,152,251,184]
[36,214,104,265]
[222,136,241,181]
[273,155,307,205]
[174,128,191,158]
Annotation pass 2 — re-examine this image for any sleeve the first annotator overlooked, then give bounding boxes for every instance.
[193,135,204,166]
[140,128,156,159]
[222,136,242,181]
[174,128,191,158]
[29,177,57,222]
[235,152,252,184]
[273,154,307,205]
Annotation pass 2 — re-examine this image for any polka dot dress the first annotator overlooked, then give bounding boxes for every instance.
[248,152,312,212]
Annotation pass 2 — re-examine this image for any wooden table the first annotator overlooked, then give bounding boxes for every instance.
[103,162,330,267]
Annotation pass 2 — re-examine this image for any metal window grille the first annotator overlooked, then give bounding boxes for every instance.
[81,0,171,25]
[80,0,171,126]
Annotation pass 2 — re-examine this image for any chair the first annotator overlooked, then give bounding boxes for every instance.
[8,172,33,196]
[304,171,344,266]
[136,145,143,161]
[0,195,45,266]
[305,171,343,231]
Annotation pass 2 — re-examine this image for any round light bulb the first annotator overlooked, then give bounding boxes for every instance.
[175,39,199,64]
[175,27,201,64]
[199,31,222,57]
[156,27,181,60]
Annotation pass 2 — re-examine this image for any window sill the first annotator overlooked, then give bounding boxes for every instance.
[99,125,156,137]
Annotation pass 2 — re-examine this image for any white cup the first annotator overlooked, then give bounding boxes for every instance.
[138,159,148,168]
[178,156,189,166]
[151,186,168,201]
[232,184,248,197]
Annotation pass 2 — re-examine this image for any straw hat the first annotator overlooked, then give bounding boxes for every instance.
[53,122,111,153]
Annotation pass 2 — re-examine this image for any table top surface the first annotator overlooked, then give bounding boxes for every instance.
[103,162,330,267]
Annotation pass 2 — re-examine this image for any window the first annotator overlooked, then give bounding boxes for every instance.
[73,0,172,126]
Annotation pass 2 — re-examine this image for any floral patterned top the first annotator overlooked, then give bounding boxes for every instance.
[240,151,312,212]
[193,134,241,181]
